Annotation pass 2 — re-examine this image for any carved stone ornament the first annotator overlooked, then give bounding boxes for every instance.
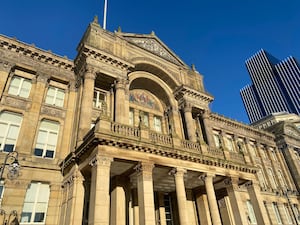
[134,162,154,173]
[168,168,186,177]
[41,105,66,118]
[126,37,181,65]
[89,155,113,167]
[4,96,30,110]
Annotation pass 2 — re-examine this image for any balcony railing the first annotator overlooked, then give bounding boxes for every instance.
[149,131,172,146]
[229,151,245,163]
[111,122,140,138]
[181,140,202,154]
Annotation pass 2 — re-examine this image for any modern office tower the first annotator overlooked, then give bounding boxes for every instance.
[241,49,300,123]
[0,17,300,225]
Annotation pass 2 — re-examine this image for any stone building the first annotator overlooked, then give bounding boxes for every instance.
[0,17,299,225]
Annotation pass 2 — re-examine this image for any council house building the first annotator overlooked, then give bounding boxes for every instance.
[0,17,299,225]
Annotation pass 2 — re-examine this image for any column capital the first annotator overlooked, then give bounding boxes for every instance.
[84,64,97,80]
[182,102,193,112]
[168,167,186,177]
[134,162,155,173]
[115,78,128,90]
[89,154,113,167]
[199,172,215,182]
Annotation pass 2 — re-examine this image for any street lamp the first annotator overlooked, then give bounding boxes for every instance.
[0,151,20,181]
[0,151,20,225]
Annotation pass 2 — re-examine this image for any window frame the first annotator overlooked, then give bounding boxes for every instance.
[34,120,60,159]
[45,86,65,107]
[93,89,106,109]
[0,111,23,152]
[8,75,32,98]
[20,182,50,224]
[272,202,283,224]
[246,200,257,224]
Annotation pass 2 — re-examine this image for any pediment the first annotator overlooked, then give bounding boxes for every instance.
[120,33,185,66]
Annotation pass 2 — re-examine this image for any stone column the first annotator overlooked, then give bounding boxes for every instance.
[115,78,129,124]
[110,176,126,225]
[135,162,156,225]
[246,181,271,225]
[201,173,222,225]
[183,103,196,142]
[78,65,96,141]
[62,169,85,225]
[88,155,113,225]
[131,188,139,225]
[195,193,212,225]
[169,168,189,225]
[158,192,167,225]
[225,177,248,225]
[200,110,214,146]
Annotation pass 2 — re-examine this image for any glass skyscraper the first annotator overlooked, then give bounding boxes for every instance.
[240,49,300,123]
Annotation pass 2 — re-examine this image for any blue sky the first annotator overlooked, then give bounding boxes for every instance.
[1,0,299,123]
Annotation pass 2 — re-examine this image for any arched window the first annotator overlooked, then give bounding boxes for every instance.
[34,120,60,159]
[0,111,23,152]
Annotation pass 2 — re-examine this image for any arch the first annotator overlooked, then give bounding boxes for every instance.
[131,57,181,90]
[128,71,178,110]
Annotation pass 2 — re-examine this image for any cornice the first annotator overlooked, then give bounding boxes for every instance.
[174,85,214,104]
[0,34,74,72]
[210,113,275,141]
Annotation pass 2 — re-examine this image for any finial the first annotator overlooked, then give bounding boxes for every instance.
[150,31,155,36]
[117,26,122,32]
[191,64,196,71]
[93,15,99,24]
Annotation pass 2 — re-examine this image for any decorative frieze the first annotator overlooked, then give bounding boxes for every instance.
[41,105,66,118]
[2,96,31,110]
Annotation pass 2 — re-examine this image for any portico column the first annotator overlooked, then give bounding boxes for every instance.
[115,78,129,124]
[78,65,96,141]
[170,168,189,225]
[201,173,222,225]
[158,192,167,225]
[110,176,126,225]
[246,180,271,225]
[195,193,212,225]
[183,103,196,142]
[135,162,156,225]
[225,177,248,225]
[88,155,113,225]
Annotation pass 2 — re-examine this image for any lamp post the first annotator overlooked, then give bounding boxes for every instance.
[0,151,20,181]
[0,151,20,225]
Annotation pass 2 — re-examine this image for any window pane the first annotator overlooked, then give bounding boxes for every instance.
[34,212,45,222]
[37,184,50,202]
[37,130,47,143]
[8,77,21,95]
[24,183,38,202]
[7,125,19,139]
[20,212,32,223]
[34,148,43,157]
[45,150,54,158]
[3,144,14,152]
[19,80,31,98]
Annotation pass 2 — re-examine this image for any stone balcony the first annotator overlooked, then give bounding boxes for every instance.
[67,118,257,175]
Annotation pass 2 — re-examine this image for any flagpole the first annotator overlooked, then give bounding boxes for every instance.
[103,0,107,29]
